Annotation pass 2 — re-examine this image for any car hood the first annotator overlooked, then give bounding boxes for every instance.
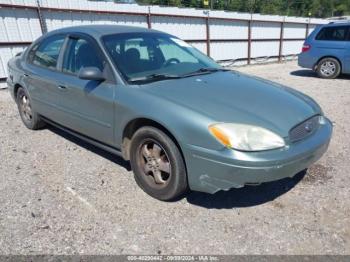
[141,71,321,137]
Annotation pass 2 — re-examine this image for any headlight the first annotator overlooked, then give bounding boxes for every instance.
[209,123,285,151]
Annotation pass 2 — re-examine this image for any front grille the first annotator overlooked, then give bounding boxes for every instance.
[289,115,320,142]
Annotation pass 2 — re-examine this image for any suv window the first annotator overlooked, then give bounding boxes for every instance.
[29,35,65,69]
[316,26,349,41]
[63,38,104,75]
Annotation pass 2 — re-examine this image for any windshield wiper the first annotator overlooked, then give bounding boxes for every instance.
[182,67,231,77]
[128,73,180,83]
[128,68,231,83]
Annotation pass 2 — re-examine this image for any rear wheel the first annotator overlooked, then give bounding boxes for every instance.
[129,126,188,201]
[316,58,341,79]
[16,87,45,130]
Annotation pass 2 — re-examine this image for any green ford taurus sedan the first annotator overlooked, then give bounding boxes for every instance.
[7,25,333,200]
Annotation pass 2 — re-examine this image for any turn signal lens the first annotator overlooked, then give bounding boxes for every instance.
[209,125,232,147]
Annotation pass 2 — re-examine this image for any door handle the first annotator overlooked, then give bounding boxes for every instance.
[57,85,67,90]
[23,73,28,78]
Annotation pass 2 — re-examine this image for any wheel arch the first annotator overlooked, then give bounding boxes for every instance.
[13,83,23,101]
[315,56,343,72]
[121,118,185,165]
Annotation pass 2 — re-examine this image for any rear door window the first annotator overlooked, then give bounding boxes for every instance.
[29,35,65,69]
[316,26,349,41]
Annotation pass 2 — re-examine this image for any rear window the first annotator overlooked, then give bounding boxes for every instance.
[316,26,349,41]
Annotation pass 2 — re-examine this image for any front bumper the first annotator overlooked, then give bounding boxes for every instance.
[183,118,333,194]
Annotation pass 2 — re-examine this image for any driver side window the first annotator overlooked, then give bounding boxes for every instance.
[62,38,104,75]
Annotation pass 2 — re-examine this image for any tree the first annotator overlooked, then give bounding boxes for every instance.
[93,0,350,18]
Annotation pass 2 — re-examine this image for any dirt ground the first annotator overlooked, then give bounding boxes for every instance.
[0,61,349,255]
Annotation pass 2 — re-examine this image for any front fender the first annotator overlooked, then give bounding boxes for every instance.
[113,85,223,151]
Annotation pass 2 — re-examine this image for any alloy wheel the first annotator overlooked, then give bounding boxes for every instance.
[19,93,33,122]
[320,61,336,77]
[137,140,171,188]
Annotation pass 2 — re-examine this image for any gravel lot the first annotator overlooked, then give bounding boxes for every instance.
[0,61,349,255]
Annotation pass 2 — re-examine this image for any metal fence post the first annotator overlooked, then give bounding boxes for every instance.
[247,20,252,65]
[278,22,284,62]
[36,0,47,34]
[147,6,151,29]
[305,22,309,39]
[206,16,210,57]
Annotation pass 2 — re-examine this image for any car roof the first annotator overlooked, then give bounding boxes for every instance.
[321,22,350,28]
[46,24,166,38]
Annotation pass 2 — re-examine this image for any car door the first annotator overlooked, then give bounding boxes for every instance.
[23,34,68,121]
[55,34,115,145]
[344,26,350,74]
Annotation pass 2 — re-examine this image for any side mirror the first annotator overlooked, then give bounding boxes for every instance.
[78,67,105,81]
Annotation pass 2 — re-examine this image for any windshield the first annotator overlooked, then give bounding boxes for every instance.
[102,32,222,83]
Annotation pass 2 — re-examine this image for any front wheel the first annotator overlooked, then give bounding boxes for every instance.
[129,126,188,201]
[316,58,341,79]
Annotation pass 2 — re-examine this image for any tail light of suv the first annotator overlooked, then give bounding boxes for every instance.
[302,44,311,53]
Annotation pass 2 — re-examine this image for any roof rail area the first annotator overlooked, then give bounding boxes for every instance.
[328,20,350,24]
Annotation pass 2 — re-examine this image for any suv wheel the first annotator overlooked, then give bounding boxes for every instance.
[17,87,45,130]
[316,58,341,79]
[129,126,188,201]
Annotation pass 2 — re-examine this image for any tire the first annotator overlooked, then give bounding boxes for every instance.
[129,126,188,201]
[316,57,341,79]
[16,87,45,130]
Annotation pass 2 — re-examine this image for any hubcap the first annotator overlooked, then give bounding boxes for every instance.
[138,140,171,187]
[320,61,336,77]
[20,94,33,122]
